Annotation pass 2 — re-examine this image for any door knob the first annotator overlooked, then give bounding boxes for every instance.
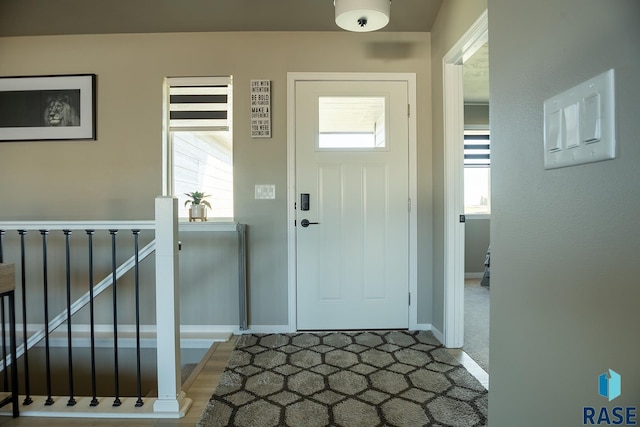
[300,219,319,227]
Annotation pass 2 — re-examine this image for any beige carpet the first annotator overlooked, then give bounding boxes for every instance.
[464,279,490,372]
[198,331,488,427]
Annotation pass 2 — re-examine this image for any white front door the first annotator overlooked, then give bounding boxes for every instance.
[295,80,409,330]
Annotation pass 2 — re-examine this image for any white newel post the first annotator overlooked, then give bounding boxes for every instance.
[153,196,191,416]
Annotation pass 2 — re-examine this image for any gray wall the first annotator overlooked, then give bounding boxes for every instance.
[430,0,488,333]
[488,0,640,424]
[465,218,489,274]
[464,104,489,127]
[0,31,433,328]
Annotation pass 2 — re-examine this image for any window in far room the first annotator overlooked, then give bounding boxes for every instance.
[165,76,233,219]
[464,130,490,215]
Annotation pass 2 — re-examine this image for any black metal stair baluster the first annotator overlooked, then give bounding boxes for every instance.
[18,230,32,405]
[40,230,54,406]
[86,230,99,407]
[7,289,18,417]
[63,230,76,406]
[109,229,121,407]
[0,297,6,393]
[132,230,144,407]
[0,230,7,392]
[8,289,19,417]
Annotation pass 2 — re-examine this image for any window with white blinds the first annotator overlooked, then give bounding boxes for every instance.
[464,130,491,215]
[165,76,234,219]
[464,132,490,167]
[169,76,231,131]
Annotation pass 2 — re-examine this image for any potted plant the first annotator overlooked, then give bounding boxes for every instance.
[184,191,211,221]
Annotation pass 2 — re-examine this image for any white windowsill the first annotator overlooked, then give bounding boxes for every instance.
[178,218,239,232]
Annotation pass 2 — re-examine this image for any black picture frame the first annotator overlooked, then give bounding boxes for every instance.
[0,74,96,142]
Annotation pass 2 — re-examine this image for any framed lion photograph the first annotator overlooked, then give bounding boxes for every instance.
[0,74,96,142]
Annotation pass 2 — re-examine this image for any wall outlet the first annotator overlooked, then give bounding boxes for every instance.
[255,185,276,199]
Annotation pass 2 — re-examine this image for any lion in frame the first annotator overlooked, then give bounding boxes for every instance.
[43,95,80,127]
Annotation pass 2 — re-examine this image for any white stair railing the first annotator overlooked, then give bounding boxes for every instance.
[0,196,188,418]
[0,238,156,366]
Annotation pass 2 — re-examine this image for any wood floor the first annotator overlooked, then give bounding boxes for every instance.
[0,336,238,427]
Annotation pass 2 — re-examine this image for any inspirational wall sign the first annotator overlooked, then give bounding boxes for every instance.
[250,80,271,138]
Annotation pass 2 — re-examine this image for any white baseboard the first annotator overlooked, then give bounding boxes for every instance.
[239,324,441,335]
[465,272,484,279]
[0,395,191,419]
[413,323,431,331]
[237,325,292,334]
[186,324,292,335]
[25,324,233,349]
[430,325,445,344]
[26,323,448,348]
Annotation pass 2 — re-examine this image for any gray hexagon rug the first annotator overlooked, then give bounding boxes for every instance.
[197,331,488,427]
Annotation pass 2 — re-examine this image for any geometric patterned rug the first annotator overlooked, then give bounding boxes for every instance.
[197,331,488,427]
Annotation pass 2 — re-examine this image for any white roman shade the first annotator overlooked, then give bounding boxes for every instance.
[168,76,231,131]
[464,132,490,167]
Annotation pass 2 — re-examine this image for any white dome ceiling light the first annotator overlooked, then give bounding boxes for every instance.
[334,0,391,32]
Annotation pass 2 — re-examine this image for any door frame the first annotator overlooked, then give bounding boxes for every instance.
[286,72,418,332]
[442,10,488,347]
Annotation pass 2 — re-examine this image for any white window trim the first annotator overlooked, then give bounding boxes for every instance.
[162,76,233,197]
[162,76,235,224]
[463,128,491,215]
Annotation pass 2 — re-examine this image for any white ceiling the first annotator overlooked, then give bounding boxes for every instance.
[463,43,490,104]
[0,0,443,36]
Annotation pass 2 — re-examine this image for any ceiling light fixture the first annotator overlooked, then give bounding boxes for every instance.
[334,0,391,32]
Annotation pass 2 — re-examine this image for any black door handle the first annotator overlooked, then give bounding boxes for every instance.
[300,219,319,228]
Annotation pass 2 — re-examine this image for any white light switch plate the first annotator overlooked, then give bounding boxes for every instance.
[255,184,276,199]
[543,69,616,169]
